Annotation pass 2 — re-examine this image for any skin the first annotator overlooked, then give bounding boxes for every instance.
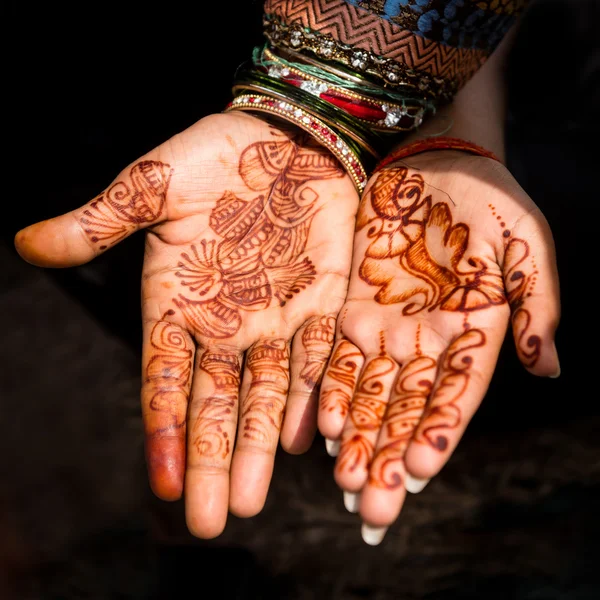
[318,152,560,528]
[14,113,359,538]
[317,27,561,535]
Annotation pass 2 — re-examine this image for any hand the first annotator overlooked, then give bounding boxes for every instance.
[14,112,359,537]
[317,151,560,542]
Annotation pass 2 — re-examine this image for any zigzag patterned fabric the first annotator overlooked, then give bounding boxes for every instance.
[263,0,528,97]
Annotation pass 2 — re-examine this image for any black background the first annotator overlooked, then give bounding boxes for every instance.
[4,1,600,598]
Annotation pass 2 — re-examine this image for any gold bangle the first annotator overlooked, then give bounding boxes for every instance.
[225,94,367,192]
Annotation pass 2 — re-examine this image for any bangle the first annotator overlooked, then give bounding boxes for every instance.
[261,48,429,132]
[225,94,368,192]
[232,66,382,159]
[372,136,502,174]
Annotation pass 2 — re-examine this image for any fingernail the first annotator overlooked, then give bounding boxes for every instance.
[325,438,340,457]
[343,491,360,513]
[404,474,430,494]
[361,523,387,546]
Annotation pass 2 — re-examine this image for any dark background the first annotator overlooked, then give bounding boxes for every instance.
[3,0,599,598]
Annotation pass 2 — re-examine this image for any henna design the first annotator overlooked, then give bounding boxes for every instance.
[358,168,506,314]
[337,433,374,473]
[319,339,363,418]
[190,350,241,459]
[174,135,344,339]
[300,315,336,387]
[489,204,541,367]
[78,161,172,249]
[339,345,397,474]
[415,328,486,451]
[349,354,395,430]
[145,320,193,432]
[242,339,290,444]
[369,356,436,489]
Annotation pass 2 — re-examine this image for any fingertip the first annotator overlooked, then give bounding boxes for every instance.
[185,506,227,540]
[228,483,267,518]
[403,445,444,482]
[145,436,185,502]
[280,407,317,455]
[229,450,272,518]
[13,217,93,267]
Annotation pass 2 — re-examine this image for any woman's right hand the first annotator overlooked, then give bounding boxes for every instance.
[14,112,360,538]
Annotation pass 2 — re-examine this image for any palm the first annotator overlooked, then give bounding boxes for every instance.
[15,112,359,538]
[318,152,560,531]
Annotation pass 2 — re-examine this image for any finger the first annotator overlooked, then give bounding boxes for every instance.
[334,353,399,492]
[281,314,336,454]
[359,355,437,527]
[404,326,504,480]
[229,338,290,517]
[502,225,560,377]
[14,159,173,267]
[185,345,243,539]
[142,318,194,502]
[318,337,365,451]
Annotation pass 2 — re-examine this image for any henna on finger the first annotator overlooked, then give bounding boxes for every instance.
[368,355,437,489]
[190,349,242,461]
[492,204,542,367]
[320,339,364,419]
[299,314,336,388]
[78,161,172,249]
[413,328,486,452]
[241,338,291,446]
[337,334,398,478]
[145,319,193,433]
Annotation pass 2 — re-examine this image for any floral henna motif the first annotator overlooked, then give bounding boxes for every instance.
[190,349,241,460]
[300,315,336,387]
[369,356,436,489]
[357,167,505,314]
[173,135,344,339]
[78,161,172,250]
[241,339,290,445]
[145,320,193,432]
[319,339,363,418]
[414,328,486,451]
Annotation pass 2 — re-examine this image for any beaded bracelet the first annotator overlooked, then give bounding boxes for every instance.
[372,136,502,174]
[261,48,429,132]
[225,94,368,192]
[232,66,382,159]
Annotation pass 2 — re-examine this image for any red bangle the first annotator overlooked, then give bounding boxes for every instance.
[372,136,501,174]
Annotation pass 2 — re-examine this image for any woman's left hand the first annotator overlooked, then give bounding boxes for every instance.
[317,151,560,544]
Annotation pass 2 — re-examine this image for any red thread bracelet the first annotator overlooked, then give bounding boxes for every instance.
[372,136,501,174]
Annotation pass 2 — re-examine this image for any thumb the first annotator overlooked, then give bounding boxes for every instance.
[14,158,173,267]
